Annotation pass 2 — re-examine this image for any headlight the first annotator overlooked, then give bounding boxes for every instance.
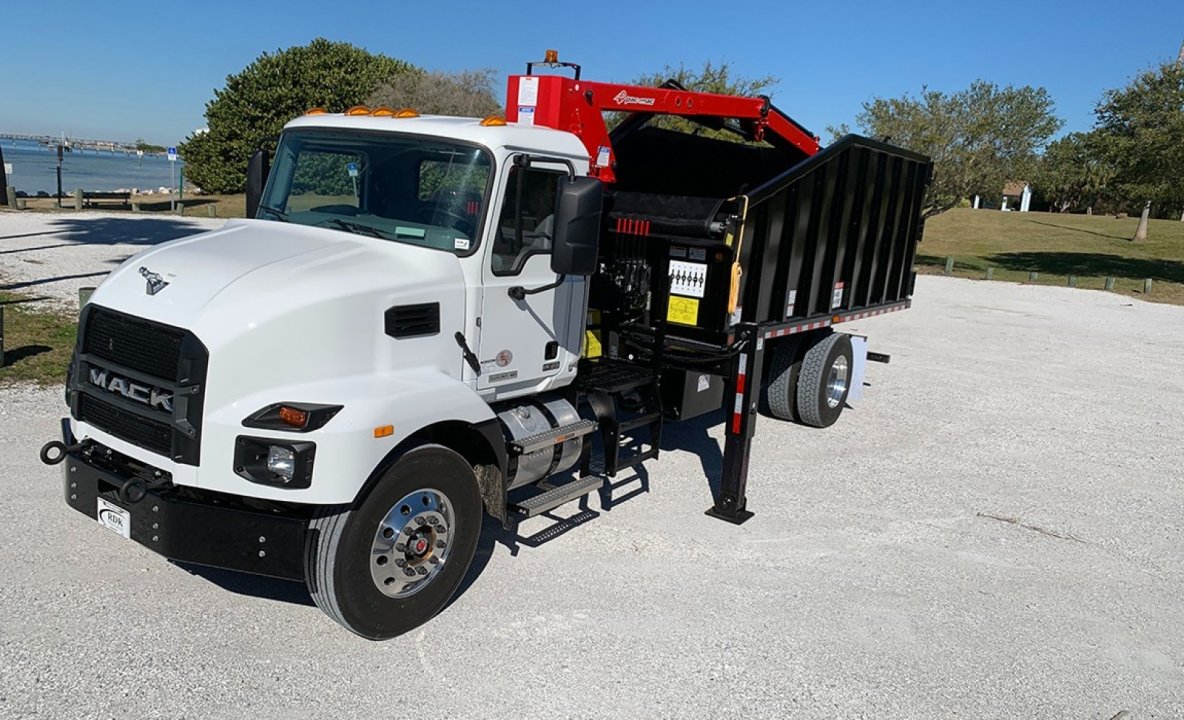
[234,436,315,489]
[267,446,296,482]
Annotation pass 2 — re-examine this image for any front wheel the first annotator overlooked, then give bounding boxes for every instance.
[305,444,482,639]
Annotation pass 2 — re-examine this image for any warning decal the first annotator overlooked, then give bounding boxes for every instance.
[517,76,539,106]
[669,260,707,298]
[667,296,700,326]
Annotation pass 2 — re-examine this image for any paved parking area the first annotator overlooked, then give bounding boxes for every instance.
[2,211,1182,718]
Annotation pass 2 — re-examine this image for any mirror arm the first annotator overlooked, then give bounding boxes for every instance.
[508,275,566,301]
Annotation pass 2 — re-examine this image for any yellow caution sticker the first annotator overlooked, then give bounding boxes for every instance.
[584,329,603,358]
[667,296,700,326]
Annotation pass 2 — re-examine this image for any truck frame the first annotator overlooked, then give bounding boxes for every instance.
[42,52,930,639]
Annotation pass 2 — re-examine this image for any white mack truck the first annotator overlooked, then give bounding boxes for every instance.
[42,53,930,639]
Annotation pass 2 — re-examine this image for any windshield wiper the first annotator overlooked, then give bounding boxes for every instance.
[325,218,391,240]
[258,205,289,222]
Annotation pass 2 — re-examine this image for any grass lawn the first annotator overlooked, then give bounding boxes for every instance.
[0,293,77,386]
[17,193,248,218]
[919,208,1184,305]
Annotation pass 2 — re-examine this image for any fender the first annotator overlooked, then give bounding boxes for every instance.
[184,367,501,505]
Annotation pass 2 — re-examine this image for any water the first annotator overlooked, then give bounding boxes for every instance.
[0,139,187,195]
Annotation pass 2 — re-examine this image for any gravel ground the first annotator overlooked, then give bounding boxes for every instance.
[0,211,223,307]
[2,211,1183,718]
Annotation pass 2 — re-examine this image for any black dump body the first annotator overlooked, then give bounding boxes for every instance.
[589,126,931,353]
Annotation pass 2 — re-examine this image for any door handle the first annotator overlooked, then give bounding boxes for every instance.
[508,274,566,301]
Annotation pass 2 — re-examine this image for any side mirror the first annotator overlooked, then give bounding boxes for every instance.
[245,149,270,219]
[550,176,603,276]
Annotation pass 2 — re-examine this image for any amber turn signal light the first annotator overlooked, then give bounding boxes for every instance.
[278,406,309,429]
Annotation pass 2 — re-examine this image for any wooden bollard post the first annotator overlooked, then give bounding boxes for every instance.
[15,198,26,210]
[1028,271,1039,282]
[944,256,954,275]
[1104,277,1115,291]
[73,188,83,210]
[4,187,14,208]
[207,205,216,218]
[1067,275,1077,287]
[1144,278,1153,294]
[985,267,994,280]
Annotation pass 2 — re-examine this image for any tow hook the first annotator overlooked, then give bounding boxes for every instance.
[41,440,151,504]
[116,478,149,504]
[40,440,83,466]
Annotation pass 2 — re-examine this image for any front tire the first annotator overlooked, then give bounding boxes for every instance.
[796,333,854,428]
[305,444,482,640]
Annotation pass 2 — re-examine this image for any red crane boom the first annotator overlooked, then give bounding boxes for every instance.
[504,52,820,184]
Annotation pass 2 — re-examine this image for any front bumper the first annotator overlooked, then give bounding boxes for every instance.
[59,420,308,581]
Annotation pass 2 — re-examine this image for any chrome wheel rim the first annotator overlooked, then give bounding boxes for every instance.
[369,488,455,599]
[825,356,850,409]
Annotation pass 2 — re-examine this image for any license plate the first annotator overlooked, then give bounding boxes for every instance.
[96,497,131,539]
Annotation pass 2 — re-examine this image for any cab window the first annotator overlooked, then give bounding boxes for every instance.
[492,167,563,276]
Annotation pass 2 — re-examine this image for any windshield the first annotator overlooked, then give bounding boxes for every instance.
[258,129,492,254]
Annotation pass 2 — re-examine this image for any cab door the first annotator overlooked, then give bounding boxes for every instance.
[477,160,584,398]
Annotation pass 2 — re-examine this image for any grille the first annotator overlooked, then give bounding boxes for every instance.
[78,393,173,456]
[83,308,184,380]
[74,306,207,464]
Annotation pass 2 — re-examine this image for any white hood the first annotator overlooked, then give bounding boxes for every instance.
[88,218,470,410]
[95,220,460,330]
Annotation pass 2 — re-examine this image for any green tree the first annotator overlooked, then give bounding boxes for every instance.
[613,61,778,139]
[1031,132,1112,213]
[367,69,501,117]
[852,81,1062,218]
[1092,61,1184,237]
[133,138,166,153]
[179,38,413,193]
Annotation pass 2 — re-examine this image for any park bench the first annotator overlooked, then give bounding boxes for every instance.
[80,191,132,207]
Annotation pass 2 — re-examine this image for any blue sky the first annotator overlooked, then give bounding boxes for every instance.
[1,0,1181,145]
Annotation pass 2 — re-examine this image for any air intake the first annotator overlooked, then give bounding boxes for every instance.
[384,302,440,339]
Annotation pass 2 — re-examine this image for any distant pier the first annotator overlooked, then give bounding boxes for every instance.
[0,133,164,156]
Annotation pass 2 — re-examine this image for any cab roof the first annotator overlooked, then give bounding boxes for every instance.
[283,113,588,160]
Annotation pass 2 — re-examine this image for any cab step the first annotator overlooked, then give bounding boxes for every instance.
[510,475,604,518]
[509,419,598,456]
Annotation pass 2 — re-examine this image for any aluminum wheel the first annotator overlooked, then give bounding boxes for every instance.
[825,356,850,409]
[369,488,455,599]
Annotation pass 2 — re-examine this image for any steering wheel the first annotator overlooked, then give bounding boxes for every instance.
[417,206,473,235]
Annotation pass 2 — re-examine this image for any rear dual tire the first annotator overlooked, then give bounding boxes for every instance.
[764,332,854,429]
[796,333,853,428]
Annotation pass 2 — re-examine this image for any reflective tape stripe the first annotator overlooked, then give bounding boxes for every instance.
[731,352,748,433]
[763,302,909,339]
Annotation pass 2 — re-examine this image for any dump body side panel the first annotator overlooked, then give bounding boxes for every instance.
[739,135,931,326]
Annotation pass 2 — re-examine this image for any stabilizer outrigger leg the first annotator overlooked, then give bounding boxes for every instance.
[706,324,764,525]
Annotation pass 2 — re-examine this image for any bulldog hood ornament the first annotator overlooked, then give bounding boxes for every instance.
[139,266,169,296]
